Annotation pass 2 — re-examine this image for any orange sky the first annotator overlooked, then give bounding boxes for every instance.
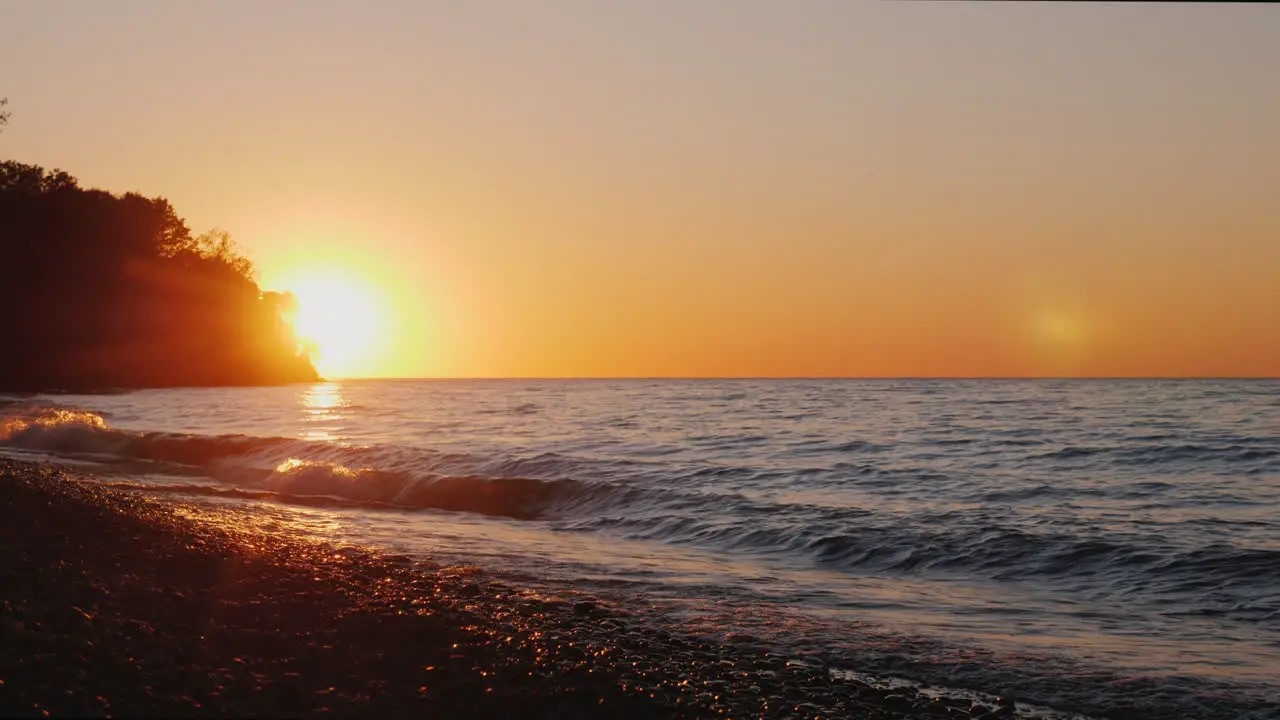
[2,2,1277,378]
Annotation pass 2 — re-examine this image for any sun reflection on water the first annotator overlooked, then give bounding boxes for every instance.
[300,382,348,442]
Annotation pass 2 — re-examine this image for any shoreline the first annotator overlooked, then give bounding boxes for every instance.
[0,458,1035,719]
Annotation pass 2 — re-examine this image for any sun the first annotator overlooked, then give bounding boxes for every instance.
[284,270,382,378]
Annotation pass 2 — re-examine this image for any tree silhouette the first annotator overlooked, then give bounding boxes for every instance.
[0,158,318,390]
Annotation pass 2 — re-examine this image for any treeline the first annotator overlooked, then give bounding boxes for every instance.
[0,159,318,390]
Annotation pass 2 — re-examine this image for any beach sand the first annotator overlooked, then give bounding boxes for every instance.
[0,459,1021,719]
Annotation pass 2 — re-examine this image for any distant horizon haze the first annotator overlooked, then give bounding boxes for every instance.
[2,1,1276,379]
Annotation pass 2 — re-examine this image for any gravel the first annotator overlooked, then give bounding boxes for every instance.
[0,459,1039,719]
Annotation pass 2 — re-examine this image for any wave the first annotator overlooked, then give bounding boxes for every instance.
[6,401,1279,621]
[262,458,582,519]
[93,465,582,520]
[2,406,113,444]
[566,505,1280,626]
[1,405,297,465]
[0,405,589,520]
[1036,441,1280,466]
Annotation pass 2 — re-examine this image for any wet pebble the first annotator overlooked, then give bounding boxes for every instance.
[0,459,1048,720]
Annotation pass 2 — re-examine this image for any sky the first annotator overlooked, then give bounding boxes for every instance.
[1,1,1277,378]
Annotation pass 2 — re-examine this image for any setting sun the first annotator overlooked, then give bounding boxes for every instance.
[282,270,383,379]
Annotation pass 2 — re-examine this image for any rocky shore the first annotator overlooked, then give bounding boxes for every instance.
[0,459,1030,719]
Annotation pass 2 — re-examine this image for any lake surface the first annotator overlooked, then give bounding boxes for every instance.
[3,379,1278,719]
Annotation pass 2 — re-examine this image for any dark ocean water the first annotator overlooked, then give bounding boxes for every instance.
[3,380,1278,719]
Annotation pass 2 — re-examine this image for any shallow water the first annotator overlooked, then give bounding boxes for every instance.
[3,379,1279,719]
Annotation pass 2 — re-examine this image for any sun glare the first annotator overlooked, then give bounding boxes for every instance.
[284,271,382,378]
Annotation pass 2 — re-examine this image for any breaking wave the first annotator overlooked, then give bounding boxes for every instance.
[0,404,588,520]
[4,401,1279,611]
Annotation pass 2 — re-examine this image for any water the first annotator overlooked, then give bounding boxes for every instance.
[3,379,1279,719]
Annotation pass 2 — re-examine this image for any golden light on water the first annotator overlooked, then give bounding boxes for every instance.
[300,382,347,442]
[274,457,309,473]
[273,456,357,479]
[0,409,108,439]
[303,382,344,411]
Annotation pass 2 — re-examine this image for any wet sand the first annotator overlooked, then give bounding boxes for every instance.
[0,459,1024,719]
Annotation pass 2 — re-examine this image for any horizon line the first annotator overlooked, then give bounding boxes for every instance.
[320,375,1280,382]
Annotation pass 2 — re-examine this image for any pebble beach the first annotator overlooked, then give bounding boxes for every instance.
[0,458,1035,719]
